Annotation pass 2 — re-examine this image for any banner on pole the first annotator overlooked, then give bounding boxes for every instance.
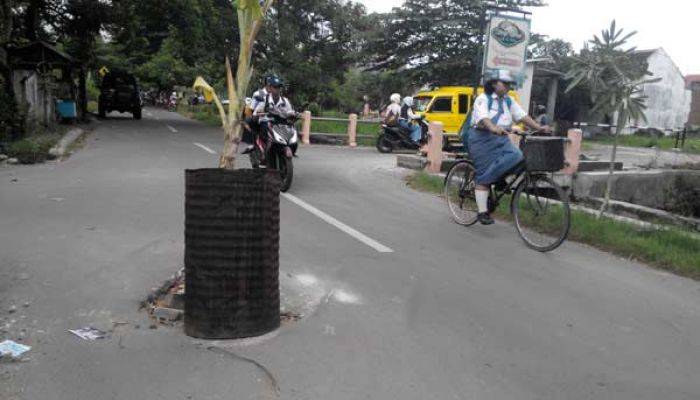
[483,14,531,87]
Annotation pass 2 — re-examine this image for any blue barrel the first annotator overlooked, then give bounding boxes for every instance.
[56,100,77,119]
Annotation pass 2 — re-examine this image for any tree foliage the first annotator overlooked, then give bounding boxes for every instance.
[366,0,545,87]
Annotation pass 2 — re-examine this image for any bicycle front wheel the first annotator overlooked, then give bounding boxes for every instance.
[444,161,479,226]
[512,175,571,252]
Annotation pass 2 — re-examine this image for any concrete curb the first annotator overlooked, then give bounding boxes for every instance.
[49,128,85,158]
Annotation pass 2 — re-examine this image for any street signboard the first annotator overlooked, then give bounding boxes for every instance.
[483,14,531,87]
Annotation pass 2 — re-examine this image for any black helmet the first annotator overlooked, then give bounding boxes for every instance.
[265,75,283,88]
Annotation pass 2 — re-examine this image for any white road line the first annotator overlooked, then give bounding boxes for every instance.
[146,111,153,117]
[166,124,178,133]
[282,193,394,253]
[193,142,217,155]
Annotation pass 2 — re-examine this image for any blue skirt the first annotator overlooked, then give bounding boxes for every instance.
[466,128,524,185]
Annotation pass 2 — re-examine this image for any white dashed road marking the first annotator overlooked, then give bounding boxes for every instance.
[190,144,392,253]
[193,143,217,155]
[282,193,394,254]
[166,125,178,133]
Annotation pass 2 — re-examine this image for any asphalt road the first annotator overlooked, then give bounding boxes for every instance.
[1,107,699,400]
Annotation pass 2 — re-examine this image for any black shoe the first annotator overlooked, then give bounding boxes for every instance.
[477,213,494,225]
[242,145,254,154]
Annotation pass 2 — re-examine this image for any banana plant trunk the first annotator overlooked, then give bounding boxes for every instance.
[220,124,243,169]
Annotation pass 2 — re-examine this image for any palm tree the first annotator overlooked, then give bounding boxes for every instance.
[193,0,274,170]
[565,21,660,218]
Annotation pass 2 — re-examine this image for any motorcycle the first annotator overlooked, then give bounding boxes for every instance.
[249,109,300,192]
[167,97,178,112]
[376,115,430,153]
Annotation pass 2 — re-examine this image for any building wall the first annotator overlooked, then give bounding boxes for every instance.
[689,82,700,127]
[11,69,54,126]
[636,49,691,130]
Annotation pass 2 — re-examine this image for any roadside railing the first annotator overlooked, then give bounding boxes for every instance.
[302,113,382,147]
[573,122,692,151]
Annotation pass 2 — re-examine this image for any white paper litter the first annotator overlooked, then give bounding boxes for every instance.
[0,340,32,358]
[69,327,107,341]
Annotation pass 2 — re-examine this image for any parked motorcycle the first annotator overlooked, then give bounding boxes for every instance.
[249,109,300,192]
[376,116,430,153]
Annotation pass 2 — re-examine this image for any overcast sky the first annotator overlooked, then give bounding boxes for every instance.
[358,0,699,75]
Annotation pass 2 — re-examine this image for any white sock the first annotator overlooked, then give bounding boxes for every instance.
[475,190,489,214]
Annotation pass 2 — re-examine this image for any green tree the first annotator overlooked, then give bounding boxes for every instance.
[58,0,112,120]
[565,21,659,217]
[255,0,370,104]
[366,0,545,87]
[528,34,573,60]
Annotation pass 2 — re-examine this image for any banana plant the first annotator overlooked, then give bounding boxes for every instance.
[193,0,274,169]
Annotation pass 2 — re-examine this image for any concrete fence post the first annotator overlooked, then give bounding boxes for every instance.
[301,111,311,145]
[426,121,444,173]
[561,128,582,175]
[348,113,358,147]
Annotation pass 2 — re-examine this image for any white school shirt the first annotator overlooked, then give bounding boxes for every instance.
[251,88,268,110]
[385,103,401,119]
[471,93,527,128]
[254,94,294,116]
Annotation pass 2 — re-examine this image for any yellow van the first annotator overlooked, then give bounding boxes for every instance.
[414,86,522,142]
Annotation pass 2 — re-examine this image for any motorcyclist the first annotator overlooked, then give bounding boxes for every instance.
[400,96,422,143]
[252,76,295,150]
[534,104,549,126]
[243,75,277,153]
[464,69,551,225]
[253,76,294,117]
[384,93,402,126]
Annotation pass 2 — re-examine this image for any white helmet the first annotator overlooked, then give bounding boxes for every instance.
[485,69,516,84]
[390,93,401,104]
[403,96,414,107]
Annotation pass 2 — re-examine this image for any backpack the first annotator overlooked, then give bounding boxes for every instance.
[264,94,288,113]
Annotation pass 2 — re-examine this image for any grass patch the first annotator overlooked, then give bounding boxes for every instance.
[311,119,381,136]
[177,104,222,127]
[6,133,61,164]
[87,101,98,114]
[406,171,700,279]
[589,135,700,154]
[407,171,444,194]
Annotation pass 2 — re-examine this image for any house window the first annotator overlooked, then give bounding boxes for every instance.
[430,97,452,112]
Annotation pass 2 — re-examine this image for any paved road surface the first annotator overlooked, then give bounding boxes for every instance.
[1,108,699,399]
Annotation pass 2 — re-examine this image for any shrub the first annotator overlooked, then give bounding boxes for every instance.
[307,102,321,116]
[8,139,43,164]
[6,134,59,164]
[665,176,700,218]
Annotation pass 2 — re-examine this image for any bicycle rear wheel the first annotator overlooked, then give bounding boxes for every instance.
[512,175,570,252]
[444,161,479,226]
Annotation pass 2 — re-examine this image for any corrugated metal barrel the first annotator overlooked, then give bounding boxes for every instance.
[184,168,281,339]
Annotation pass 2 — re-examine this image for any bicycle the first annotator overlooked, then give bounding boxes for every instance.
[444,130,571,252]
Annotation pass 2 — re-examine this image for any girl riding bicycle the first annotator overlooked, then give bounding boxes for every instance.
[463,69,551,225]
